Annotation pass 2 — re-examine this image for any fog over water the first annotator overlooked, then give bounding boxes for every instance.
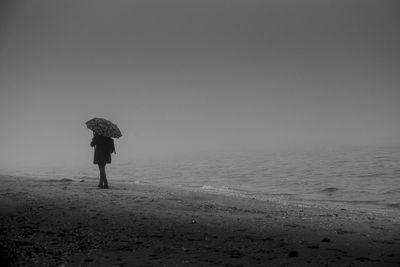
[1,0,399,169]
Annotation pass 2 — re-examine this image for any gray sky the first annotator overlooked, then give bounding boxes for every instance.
[1,0,399,167]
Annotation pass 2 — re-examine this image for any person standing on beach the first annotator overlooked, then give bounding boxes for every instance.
[90,133,115,188]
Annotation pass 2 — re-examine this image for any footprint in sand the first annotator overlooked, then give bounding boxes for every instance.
[288,251,299,257]
[335,228,356,235]
[355,257,373,262]
[370,225,385,230]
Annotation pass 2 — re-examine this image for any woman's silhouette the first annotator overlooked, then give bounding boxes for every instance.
[90,133,115,188]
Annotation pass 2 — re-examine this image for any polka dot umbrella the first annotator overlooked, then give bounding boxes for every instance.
[86,118,122,138]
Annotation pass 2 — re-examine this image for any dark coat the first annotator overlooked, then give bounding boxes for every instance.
[90,134,115,164]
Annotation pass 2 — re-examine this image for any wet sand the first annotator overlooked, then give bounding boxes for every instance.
[0,175,399,266]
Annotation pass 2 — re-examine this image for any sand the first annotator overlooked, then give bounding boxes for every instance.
[0,175,399,266]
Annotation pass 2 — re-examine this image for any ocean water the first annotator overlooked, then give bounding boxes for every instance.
[2,144,400,212]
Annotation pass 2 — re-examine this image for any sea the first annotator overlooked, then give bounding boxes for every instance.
[2,144,400,213]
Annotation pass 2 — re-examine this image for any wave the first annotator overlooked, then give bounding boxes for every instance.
[41,178,74,182]
[200,185,233,193]
[386,203,400,209]
[76,176,98,181]
[195,185,299,204]
[321,187,339,193]
[358,173,383,178]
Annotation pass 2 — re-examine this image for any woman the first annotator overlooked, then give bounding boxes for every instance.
[90,133,115,188]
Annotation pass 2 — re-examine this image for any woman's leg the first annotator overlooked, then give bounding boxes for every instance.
[97,164,103,187]
[98,163,108,188]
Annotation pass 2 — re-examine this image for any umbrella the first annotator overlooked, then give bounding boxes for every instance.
[86,118,122,138]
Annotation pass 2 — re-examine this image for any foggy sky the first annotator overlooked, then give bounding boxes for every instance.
[1,0,399,167]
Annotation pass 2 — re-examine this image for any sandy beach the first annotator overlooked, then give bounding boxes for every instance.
[0,175,399,266]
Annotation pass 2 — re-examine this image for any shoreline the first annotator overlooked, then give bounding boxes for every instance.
[184,184,400,218]
[1,175,399,266]
[4,171,399,216]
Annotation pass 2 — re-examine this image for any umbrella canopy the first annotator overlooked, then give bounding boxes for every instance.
[86,118,122,138]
